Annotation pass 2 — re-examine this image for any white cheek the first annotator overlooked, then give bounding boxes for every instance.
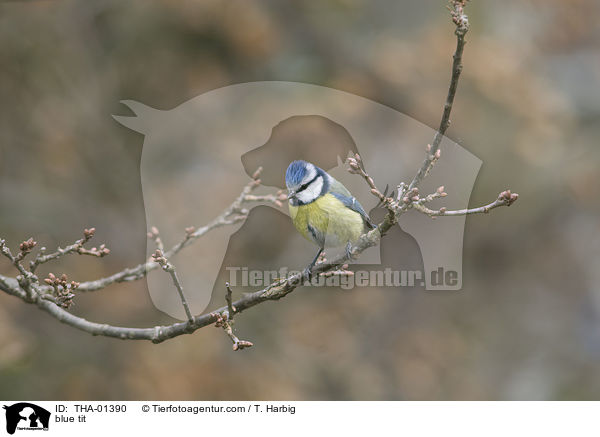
[297,177,323,203]
[301,165,317,184]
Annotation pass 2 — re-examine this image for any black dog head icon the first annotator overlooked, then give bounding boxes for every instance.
[3,403,50,435]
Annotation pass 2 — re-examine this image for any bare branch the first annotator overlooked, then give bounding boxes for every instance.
[243,191,287,208]
[211,283,253,352]
[0,205,389,343]
[1,238,40,298]
[207,282,254,350]
[347,154,388,205]
[16,238,37,263]
[211,311,253,351]
[0,1,520,350]
[1,239,31,279]
[147,227,164,252]
[0,274,27,300]
[29,228,109,273]
[151,249,193,323]
[74,167,281,292]
[413,190,519,218]
[417,185,448,204]
[407,0,470,192]
[225,282,235,318]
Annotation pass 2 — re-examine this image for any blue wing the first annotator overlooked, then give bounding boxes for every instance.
[329,178,376,229]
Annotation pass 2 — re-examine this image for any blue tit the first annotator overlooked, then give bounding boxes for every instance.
[285,160,375,274]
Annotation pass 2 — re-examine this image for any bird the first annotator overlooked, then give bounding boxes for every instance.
[285,160,375,277]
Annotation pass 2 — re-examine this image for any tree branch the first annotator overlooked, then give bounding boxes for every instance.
[407,0,470,192]
[412,190,519,217]
[29,228,110,274]
[0,1,518,349]
[211,284,253,351]
[25,217,387,343]
[73,167,285,293]
[151,249,193,323]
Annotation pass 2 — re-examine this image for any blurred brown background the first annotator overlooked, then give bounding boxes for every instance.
[1,0,600,400]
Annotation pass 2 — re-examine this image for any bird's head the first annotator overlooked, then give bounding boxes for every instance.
[285,160,329,206]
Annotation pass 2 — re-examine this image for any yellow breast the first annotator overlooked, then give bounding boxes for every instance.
[289,193,365,248]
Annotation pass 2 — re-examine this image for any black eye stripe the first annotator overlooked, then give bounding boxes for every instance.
[296,174,320,194]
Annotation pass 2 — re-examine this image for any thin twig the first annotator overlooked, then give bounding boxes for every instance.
[417,186,448,204]
[29,228,109,273]
[225,281,235,319]
[147,227,164,252]
[211,311,253,351]
[0,239,31,279]
[412,190,519,217]
[347,154,394,214]
[151,249,193,323]
[209,282,252,351]
[407,0,470,192]
[1,238,39,298]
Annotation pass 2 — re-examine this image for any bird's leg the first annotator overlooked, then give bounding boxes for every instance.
[345,241,354,260]
[303,248,323,281]
[309,248,325,269]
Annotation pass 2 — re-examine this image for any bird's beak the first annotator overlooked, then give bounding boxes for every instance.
[287,190,295,200]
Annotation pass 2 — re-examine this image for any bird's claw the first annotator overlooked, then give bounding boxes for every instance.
[302,267,312,282]
[345,242,354,260]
